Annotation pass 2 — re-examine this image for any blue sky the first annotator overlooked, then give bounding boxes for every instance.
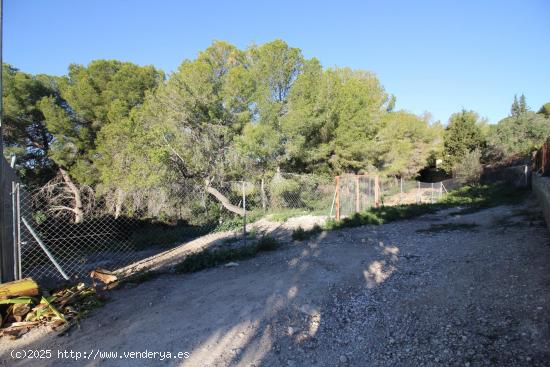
[5,0,549,124]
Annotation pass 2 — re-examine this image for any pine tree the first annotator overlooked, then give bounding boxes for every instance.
[511,95,520,117]
[519,94,528,114]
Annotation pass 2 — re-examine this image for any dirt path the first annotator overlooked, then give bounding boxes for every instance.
[2,196,550,366]
[116,215,328,277]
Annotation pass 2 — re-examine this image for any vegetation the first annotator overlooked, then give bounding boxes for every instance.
[538,102,550,117]
[3,40,445,226]
[438,95,550,178]
[291,225,323,241]
[324,184,529,230]
[452,149,483,183]
[324,204,438,230]
[440,184,529,211]
[161,183,528,275]
[441,110,487,173]
[486,111,550,159]
[174,235,279,273]
[2,39,547,250]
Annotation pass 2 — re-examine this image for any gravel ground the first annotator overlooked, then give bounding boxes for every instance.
[1,196,550,367]
[116,215,327,277]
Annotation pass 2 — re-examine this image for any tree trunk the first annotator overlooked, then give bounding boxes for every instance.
[260,178,267,212]
[59,168,84,223]
[205,185,246,216]
[114,189,125,219]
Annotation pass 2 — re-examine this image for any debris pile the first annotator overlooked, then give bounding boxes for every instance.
[0,278,105,339]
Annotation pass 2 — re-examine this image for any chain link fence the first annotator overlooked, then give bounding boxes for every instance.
[379,178,446,205]
[383,177,465,205]
[12,174,335,282]
[8,173,458,283]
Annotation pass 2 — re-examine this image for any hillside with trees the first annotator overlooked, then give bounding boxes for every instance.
[438,94,550,182]
[2,40,549,222]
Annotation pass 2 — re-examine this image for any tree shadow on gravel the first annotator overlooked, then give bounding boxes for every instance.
[0,224,401,367]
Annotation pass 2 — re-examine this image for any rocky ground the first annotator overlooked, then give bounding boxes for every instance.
[1,195,550,366]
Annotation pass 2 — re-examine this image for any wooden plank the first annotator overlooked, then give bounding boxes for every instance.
[0,278,39,300]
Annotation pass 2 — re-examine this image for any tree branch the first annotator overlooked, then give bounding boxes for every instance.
[205,185,245,216]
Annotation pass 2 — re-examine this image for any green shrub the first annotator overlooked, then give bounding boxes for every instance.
[292,225,323,241]
[452,149,482,184]
[175,235,280,273]
[256,235,279,251]
[268,209,309,222]
[440,184,529,210]
[214,210,263,232]
[323,184,529,231]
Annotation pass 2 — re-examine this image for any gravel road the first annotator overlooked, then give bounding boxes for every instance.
[2,196,550,367]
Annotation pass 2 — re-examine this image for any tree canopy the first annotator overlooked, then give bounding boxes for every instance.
[442,110,486,173]
[11,39,544,220]
[487,96,550,159]
[2,64,57,184]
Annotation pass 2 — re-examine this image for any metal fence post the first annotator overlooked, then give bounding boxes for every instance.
[21,217,69,280]
[260,178,266,212]
[15,183,21,280]
[11,182,21,280]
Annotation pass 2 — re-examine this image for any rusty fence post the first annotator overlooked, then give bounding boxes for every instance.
[374,175,380,207]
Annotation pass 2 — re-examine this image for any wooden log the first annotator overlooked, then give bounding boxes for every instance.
[0,278,39,300]
[12,303,31,322]
[90,268,118,285]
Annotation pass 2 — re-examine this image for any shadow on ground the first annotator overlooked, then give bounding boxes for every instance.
[3,197,550,367]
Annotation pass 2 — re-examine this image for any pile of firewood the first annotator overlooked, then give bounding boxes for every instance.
[0,277,106,339]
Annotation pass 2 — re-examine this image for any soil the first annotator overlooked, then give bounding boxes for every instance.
[2,195,550,366]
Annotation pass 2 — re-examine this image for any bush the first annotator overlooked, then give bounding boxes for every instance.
[174,235,280,273]
[323,183,529,231]
[324,204,436,230]
[291,225,323,241]
[453,149,482,184]
[214,210,263,232]
[270,177,301,208]
[440,183,529,212]
[256,235,279,251]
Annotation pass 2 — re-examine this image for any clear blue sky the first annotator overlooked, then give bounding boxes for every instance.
[5,0,549,124]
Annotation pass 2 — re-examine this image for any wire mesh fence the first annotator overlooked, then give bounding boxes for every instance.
[16,182,244,282]
[12,174,335,282]
[380,178,447,205]
[9,173,458,283]
[333,175,379,219]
